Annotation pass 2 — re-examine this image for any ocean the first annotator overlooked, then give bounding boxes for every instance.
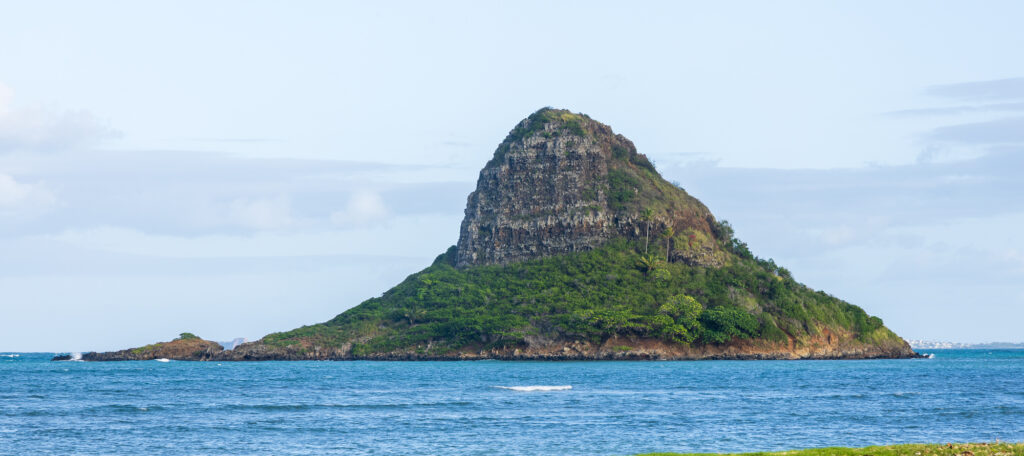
[1,350,1021,455]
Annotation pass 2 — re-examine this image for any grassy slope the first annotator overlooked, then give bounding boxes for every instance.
[260,237,903,356]
[639,442,1022,456]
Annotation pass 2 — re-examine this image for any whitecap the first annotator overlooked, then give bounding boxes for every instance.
[155,358,170,363]
[494,385,572,392]
[0,354,19,358]
[69,352,83,362]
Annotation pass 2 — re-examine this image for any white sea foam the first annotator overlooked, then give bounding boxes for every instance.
[70,352,83,361]
[494,385,572,392]
[155,358,170,363]
[0,354,18,358]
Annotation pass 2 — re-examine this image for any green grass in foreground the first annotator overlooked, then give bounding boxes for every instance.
[638,442,1023,456]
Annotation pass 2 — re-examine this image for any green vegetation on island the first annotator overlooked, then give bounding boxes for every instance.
[261,229,901,357]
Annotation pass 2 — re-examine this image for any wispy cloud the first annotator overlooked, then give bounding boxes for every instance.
[181,137,286,143]
[885,78,1024,151]
[927,77,1024,101]
[667,147,1024,241]
[0,148,470,238]
[886,78,1024,123]
[0,82,120,153]
[227,196,297,230]
[330,190,389,227]
[928,116,1024,144]
[0,173,55,214]
[887,102,1024,117]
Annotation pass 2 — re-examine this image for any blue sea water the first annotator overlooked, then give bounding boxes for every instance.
[1,350,1022,455]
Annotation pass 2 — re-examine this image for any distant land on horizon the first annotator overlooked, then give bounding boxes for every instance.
[909,340,1024,350]
[67,108,920,362]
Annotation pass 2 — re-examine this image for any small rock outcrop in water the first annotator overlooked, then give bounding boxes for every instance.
[77,108,920,362]
[55,333,222,361]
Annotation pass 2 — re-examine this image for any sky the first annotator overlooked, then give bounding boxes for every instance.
[2,1,1023,351]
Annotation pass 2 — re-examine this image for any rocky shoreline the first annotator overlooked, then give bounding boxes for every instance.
[54,334,923,362]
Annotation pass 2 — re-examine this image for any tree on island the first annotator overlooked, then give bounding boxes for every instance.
[637,253,660,277]
[661,226,675,262]
[641,208,653,254]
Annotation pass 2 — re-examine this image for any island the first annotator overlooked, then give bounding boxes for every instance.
[62,108,920,361]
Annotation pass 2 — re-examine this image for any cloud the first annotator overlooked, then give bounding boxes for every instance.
[0,173,36,205]
[927,77,1024,101]
[227,196,295,230]
[330,190,389,227]
[661,145,1024,259]
[928,116,1024,144]
[0,82,120,153]
[887,102,1024,117]
[0,173,55,215]
[883,78,1024,119]
[887,77,1024,149]
[0,84,10,108]
[0,148,469,237]
[39,213,459,259]
[183,137,285,143]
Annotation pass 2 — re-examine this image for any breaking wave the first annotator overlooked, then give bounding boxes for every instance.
[494,385,572,392]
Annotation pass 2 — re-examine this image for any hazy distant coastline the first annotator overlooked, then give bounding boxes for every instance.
[909,340,1024,349]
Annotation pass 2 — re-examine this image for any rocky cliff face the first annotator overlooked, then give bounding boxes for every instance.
[456,108,724,268]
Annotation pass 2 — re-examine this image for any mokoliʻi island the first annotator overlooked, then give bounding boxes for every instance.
[62,108,920,362]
